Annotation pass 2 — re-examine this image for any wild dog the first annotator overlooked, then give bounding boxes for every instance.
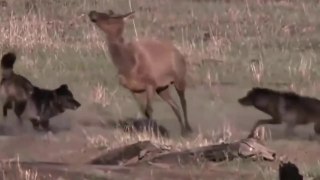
[279,161,303,180]
[0,52,34,123]
[20,84,81,131]
[238,87,320,138]
[88,10,193,136]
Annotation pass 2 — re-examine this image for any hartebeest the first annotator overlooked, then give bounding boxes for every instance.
[88,10,193,135]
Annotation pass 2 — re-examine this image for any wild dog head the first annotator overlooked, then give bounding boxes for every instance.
[238,87,276,108]
[54,84,81,111]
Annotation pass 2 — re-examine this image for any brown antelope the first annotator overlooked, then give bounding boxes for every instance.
[88,10,193,136]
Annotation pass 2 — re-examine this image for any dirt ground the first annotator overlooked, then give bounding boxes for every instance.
[0,85,319,180]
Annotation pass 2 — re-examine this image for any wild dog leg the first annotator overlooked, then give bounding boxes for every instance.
[30,118,40,130]
[314,122,320,135]
[40,120,51,131]
[307,122,320,141]
[284,122,297,137]
[14,102,26,125]
[2,100,12,118]
[248,118,281,138]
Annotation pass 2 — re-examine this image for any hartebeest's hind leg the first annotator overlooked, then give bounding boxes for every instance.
[174,81,193,134]
[156,86,185,135]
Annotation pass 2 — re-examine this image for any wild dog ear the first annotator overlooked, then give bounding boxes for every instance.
[58,84,69,90]
[251,87,261,92]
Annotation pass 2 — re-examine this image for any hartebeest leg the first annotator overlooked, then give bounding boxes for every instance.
[132,91,148,117]
[174,82,193,134]
[145,85,154,119]
[156,86,185,135]
[131,87,154,119]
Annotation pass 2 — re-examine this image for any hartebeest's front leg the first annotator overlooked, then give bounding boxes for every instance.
[248,118,281,138]
[132,91,147,117]
[131,87,154,120]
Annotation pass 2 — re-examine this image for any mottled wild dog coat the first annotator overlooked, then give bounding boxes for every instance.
[21,84,81,131]
[0,52,33,123]
[0,52,81,131]
[88,10,193,135]
[238,87,320,138]
[279,161,303,180]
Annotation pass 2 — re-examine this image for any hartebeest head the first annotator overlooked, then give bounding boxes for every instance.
[88,10,134,41]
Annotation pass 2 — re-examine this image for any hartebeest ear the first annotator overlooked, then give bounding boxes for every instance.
[108,10,114,16]
[122,11,135,21]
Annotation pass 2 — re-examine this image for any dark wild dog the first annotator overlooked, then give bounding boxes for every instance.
[88,10,192,136]
[0,52,33,123]
[238,87,320,138]
[20,84,81,131]
[279,161,303,180]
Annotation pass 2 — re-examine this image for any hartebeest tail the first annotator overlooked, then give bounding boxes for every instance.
[88,10,193,136]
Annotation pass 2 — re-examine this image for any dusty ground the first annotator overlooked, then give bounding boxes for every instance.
[0,85,319,180]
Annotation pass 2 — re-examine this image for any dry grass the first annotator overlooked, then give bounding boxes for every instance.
[1,0,319,97]
[1,156,39,180]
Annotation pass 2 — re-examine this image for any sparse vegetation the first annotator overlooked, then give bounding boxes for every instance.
[1,0,320,179]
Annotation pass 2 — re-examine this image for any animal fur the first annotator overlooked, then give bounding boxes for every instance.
[0,52,34,123]
[279,161,303,180]
[238,87,320,138]
[0,52,81,131]
[20,84,81,131]
[88,10,192,136]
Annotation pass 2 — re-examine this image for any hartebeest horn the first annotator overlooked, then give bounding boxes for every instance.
[114,11,135,19]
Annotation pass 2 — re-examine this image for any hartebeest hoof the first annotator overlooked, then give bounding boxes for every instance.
[181,128,193,137]
[185,124,193,132]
